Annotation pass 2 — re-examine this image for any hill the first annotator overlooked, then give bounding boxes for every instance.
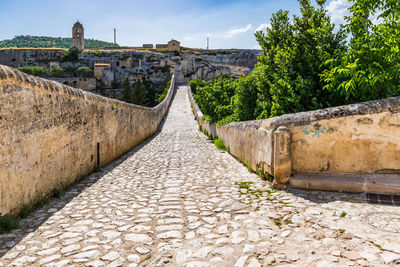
[0,35,118,49]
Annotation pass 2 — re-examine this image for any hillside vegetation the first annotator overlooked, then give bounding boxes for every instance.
[0,35,117,48]
[191,0,400,125]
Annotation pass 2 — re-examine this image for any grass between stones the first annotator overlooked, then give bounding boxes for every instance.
[0,188,64,234]
[213,138,226,151]
[198,124,273,183]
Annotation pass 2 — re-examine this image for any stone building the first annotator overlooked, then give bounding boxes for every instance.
[94,63,114,88]
[71,21,84,51]
[156,44,168,49]
[168,39,180,52]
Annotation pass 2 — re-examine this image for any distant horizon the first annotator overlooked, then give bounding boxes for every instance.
[0,0,350,50]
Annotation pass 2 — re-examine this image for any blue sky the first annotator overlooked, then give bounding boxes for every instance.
[0,0,350,49]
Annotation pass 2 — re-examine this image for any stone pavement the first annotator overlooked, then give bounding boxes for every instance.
[1,86,400,267]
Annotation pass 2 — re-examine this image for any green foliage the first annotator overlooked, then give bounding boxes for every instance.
[50,66,64,77]
[321,0,400,102]
[0,214,19,233]
[62,47,80,62]
[244,161,254,173]
[157,80,171,103]
[213,138,226,150]
[87,50,105,56]
[77,66,93,77]
[0,35,117,48]
[16,66,49,77]
[111,80,120,89]
[131,80,148,106]
[64,66,77,76]
[122,78,133,103]
[254,0,347,118]
[144,80,157,106]
[192,0,346,124]
[340,211,348,218]
[193,74,237,124]
[123,78,157,107]
[52,188,63,198]
[235,181,254,190]
[234,181,270,199]
[188,78,206,94]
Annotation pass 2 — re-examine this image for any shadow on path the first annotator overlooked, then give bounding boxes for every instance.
[0,84,180,257]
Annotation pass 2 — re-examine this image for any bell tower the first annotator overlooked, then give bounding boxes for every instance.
[71,21,84,50]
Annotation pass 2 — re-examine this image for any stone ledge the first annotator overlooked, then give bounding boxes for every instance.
[263,96,400,130]
[290,173,400,194]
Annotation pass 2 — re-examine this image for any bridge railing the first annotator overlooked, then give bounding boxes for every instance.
[188,87,400,194]
[0,64,175,215]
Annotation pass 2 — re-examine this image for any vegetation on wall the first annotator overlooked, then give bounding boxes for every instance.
[191,0,400,125]
[0,35,117,48]
[16,65,94,79]
[157,80,171,103]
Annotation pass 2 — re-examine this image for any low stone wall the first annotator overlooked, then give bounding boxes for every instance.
[0,64,175,215]
[188,87,400,193]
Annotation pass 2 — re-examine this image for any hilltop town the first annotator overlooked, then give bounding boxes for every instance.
[0,22,259,101]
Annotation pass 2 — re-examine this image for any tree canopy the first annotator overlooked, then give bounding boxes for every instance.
[191,0,400,125]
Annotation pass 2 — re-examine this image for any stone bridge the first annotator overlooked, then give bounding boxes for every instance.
[1,66,400,266]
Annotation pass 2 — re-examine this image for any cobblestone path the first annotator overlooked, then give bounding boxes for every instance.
[1,86,400,266]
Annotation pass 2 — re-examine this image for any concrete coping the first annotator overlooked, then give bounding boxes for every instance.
[263,96,400,130]
[0,64,175,112]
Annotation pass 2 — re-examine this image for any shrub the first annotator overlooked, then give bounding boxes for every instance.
[193,74,236,124]
[50,66,64,77]
[77,66,93,77]
[16,66,49,77]
[188,78,206,94]
[62,47,80,62]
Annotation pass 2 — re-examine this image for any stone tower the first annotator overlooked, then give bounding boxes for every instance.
[71,21,84,51]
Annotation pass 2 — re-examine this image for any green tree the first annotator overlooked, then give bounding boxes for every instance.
[143,80,156,107]
[254,0,347,118]
[321,0,400,102]
[122,78,133,103]
[193,74,236,123]
[131,79,148,106]
[191,0,347,125]
[62,47,80,62]
[188,78,206,94]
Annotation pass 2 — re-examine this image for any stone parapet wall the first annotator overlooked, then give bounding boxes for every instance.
[188,87,400,193]
[0,65,175,215]
[49,77,97,91]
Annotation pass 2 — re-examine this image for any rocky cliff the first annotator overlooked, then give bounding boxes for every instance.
[0,48,260,90]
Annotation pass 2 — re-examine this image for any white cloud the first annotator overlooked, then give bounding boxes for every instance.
[255,23,270,33]
[224,24,252,38]
[326,0,351,25]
